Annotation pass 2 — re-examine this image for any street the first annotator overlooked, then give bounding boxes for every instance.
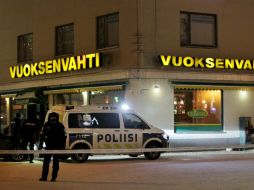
[1,151,254,190]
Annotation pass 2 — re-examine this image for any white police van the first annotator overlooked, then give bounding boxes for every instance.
[45,105,169,162]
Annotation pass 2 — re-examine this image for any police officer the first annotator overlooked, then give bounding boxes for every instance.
[39,112,66,182]
[20,113,39,163]
[11,113,22,147]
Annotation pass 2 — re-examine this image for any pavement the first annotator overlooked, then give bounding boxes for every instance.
[1,150,254,190]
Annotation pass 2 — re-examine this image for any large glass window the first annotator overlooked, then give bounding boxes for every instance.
[97,12,119,49]
[68,113,120,129]
[0,98,7,129]
[17,33,33,62]
[89,89,124,105]
[55,23,74,56]
[180,12,217,48]
[53,89,124,106]
[54,93,83,106]
[174,89,222,133]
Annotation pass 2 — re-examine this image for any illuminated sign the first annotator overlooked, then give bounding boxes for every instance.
[160,55,254,70]
[10,53,100,78]
[187,109,208,118]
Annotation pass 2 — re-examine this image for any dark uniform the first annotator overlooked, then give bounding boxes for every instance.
[39,112,66,182]
[21,116,39,163]
[11,113,22,147]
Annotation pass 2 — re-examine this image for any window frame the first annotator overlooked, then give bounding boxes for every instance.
[180,11,218,48]
[17,33,33,63]
[55,23,74,56]
[174,88,223,133]
[96,12,119,49]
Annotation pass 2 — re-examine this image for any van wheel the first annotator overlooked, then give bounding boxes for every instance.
[11,153,26,162]
[144,142,161,160]
[10,146,27,162]
[71,145,89,163]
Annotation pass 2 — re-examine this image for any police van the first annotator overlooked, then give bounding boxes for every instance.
[45,105,169,162]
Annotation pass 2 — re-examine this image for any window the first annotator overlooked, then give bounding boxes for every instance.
[97,12,119,49]
[55,23,74,56]
[180,12,217,47]
[17,33,33,62]
[123,113,150,129]
[174,89,222,133]
[68,113,120,129]
[53,93,83,106]
[52,89,125,106]
[0,98,7,128]
[89,89,124,105]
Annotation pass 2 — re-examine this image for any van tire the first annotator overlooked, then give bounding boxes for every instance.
[144,142,161,160]
[71,145,89,163]
[10,146,27,162]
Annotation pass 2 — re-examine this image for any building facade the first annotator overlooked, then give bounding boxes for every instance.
[1,0,254,147]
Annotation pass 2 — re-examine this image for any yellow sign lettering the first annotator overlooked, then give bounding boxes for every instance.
[9,52,101,78]
[160,55,171,66]
[86,53,96,68]
[45,60,53,73]
[30,63,38,76]
[10,67,16,79]
[225,59,234,69]
[17,65,23,78]
[160,54,254,72]
[215,59,224,69]
[77,55,86,69]
[183,57,195,67]
[53,59,61,73]
[68,56,77,71]
[172,56,182,67]
[235,60,244,69]
[194,58,204,68]
[243,60,252,70]
[205,58,215,68]
[38,62,46,75]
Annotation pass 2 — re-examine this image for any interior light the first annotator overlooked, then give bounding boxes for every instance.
[82,91,88,106]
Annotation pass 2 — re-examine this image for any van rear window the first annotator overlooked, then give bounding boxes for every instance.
[68,113,120,128]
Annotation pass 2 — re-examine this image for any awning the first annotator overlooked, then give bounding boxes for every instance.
[14,92,38,104]
[15,92,36,99]
[172,82,254,91]
[0,94,16,98]
[43,85,124,95]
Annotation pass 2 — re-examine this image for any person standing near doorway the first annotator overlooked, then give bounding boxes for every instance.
[20,113,39,163]
[11,113,22,147]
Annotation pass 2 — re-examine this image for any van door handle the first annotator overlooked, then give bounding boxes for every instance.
[114,130,120,132]
[124,130,129,132]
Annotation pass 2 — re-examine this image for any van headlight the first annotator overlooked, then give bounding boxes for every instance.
[162,133,169,141]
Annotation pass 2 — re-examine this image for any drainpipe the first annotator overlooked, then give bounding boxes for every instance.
[137,0,144,72]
